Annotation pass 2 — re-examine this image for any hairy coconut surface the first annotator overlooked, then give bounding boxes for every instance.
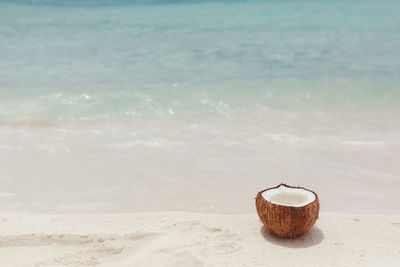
[256,184,319,239]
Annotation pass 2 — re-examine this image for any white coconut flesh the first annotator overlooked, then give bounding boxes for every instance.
[261,185,316,207]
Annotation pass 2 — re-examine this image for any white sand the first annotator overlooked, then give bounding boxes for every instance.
[0,212,399,267]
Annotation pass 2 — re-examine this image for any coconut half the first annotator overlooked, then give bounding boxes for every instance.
[256,183,319,238]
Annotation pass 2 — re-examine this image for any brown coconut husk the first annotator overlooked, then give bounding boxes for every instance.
[256,183,319,239]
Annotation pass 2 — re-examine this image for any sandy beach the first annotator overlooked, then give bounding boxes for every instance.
[0,212,399,266]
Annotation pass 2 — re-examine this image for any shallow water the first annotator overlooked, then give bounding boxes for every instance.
[1,0,400,214]
[1,112,399,214]
[1,0,400,121]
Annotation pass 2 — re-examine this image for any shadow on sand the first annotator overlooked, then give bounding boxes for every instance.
[260,226,324,248]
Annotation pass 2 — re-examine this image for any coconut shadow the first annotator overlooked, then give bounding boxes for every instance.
[260,225,323,248]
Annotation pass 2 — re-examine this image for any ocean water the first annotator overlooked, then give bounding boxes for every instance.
[0,0,400,214]
[1,0,400,121]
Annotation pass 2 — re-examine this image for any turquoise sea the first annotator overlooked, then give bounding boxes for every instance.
[1,0,400,121]
[1,0,400,214]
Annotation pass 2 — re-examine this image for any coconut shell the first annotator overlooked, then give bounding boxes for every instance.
[256,184,319,239]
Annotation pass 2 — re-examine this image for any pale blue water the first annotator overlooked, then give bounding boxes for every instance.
[1,1,400,214]
[1,0,399,121]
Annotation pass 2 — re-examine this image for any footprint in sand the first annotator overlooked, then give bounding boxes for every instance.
[213,241,241,254]
[1,232,162,266]
[204,227,241,254]
[161,220,202,232]
[160,221,241,256]
[172,251,203,267]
